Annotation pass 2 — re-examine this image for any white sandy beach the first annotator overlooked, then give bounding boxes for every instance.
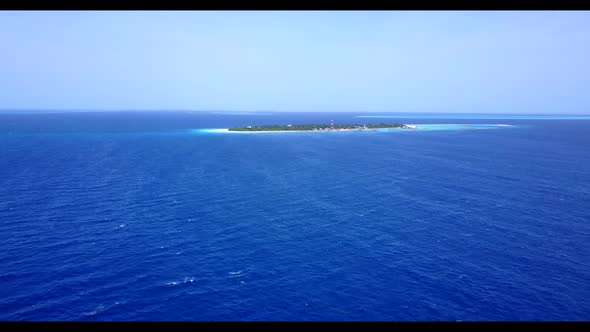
[196,124,513,134]
[203,126,417,134]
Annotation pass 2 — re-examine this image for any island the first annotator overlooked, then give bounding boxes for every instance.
[228,123,417,132]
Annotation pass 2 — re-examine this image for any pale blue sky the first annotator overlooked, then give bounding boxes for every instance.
[1,11,589,113]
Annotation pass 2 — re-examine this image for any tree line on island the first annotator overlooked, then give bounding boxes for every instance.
[228,123,414,131]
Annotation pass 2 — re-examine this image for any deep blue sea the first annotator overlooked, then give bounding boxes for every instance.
[1,111,589,321]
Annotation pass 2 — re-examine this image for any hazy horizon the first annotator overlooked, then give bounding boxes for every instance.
[1,11,589,113]
[2,109,590,115]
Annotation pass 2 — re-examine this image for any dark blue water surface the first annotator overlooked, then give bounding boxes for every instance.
[0,111,589,321]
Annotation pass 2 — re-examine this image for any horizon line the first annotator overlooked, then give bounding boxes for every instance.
[1,109,590,115]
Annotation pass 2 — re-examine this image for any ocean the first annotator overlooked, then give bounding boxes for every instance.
[0,111,589,321]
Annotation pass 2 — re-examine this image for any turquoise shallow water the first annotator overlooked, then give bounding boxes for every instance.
[357,114,590,120]
[0,111,589,321]
[194,124,515,134]
[412,124,515,131]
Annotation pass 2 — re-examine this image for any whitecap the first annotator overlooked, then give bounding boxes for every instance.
[166,277,195,286]
[81,304,106,316]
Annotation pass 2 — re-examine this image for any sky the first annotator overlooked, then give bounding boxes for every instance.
[0,11,589,113]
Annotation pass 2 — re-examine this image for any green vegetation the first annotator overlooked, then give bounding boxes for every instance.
[228,123,411,131]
